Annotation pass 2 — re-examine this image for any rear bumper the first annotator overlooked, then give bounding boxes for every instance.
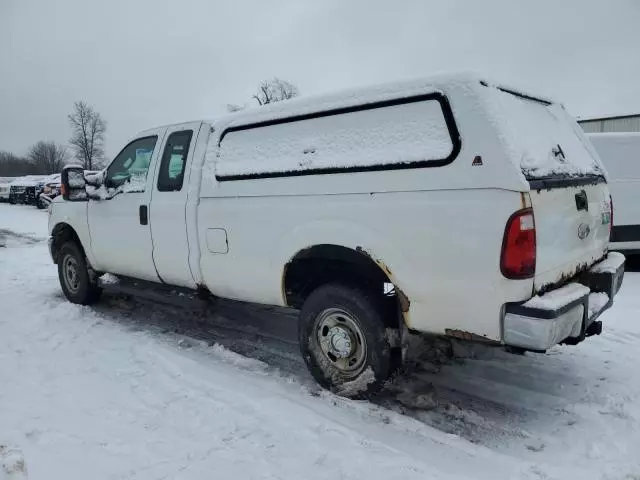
[503,252,625,352]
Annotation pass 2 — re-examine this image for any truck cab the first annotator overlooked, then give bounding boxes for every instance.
[50,121,209,286]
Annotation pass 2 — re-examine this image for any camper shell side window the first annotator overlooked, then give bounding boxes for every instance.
[215,92,461,181]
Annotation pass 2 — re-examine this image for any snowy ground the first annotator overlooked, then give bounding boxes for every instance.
[1,204,640,479]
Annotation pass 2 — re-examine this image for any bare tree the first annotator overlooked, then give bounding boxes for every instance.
[0,151,36,176]
[68,101,107,170]
[27,141,68,174]
[253,78,299,106]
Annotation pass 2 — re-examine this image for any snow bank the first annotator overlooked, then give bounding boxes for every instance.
[4,205,640,480]
[523,283,589,310]
[0,209,536,480]
[0,204,48,238]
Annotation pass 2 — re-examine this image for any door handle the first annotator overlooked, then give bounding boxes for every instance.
[575,190,588,212]
[139,205,148,225]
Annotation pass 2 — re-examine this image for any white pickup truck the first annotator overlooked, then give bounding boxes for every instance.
[49,73,624,397]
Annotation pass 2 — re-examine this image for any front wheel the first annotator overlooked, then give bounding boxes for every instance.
[298,283,397,399]
[57,242,102,305]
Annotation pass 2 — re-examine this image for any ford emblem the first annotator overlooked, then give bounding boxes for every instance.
[578,223,591,240]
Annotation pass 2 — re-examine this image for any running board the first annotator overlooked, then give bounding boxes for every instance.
[99,275,215,310]
[99,274,297,318]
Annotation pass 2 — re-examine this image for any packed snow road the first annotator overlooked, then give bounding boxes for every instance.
[1,204,640,479]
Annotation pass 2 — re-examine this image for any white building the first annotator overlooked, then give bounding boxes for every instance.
[579,113,640,133]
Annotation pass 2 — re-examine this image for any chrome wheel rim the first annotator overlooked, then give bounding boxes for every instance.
[316,308,367,376]
[63,254,81,294]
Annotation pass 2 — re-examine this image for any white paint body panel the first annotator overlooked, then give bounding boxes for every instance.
[48,198,94,266]
[48,73,613,344]
[589,132,640,252]
[149,122,204,288]
[197,188,528,339]
[87,126,167,281]
[529,183,610,290]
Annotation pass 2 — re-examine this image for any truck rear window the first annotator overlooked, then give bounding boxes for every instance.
[215,93,459,180]
[485,86,603,180]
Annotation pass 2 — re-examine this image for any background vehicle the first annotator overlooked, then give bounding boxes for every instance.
[49,73,624,398]
[588,132,640,255]
[9,175,47,205]
[0,177,13,202]
[37,173,62,209]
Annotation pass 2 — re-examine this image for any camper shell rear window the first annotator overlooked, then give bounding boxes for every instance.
[215,92,461,181]
[480,81,604,181]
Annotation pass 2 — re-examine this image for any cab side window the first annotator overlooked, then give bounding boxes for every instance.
[105,136,158,190]
[157,130,193,192]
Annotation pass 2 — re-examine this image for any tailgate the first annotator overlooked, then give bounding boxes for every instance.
[481,82,612,291]
[530,178,611,292]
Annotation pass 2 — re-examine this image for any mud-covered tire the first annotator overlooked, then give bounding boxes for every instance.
[299,283,396,399]
[57,241,102,305]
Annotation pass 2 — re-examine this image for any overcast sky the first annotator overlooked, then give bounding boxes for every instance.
[1,0,639,158]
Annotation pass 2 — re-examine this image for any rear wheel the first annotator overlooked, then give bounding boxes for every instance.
[57,242,102,305]
[299,283,396,399]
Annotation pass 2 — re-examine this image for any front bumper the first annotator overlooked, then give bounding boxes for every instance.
[503,252,625,352]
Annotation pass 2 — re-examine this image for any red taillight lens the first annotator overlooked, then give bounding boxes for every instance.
[501,208,536,279]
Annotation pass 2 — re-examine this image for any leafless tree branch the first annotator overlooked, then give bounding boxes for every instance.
[68,101,107,170]
[0,151,35,176]
[252,78,299,106]
[27,141,68,174]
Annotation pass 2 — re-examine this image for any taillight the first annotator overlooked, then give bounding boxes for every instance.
[501,208,536,279]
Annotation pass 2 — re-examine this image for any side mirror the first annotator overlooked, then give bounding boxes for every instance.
[61,165,87,202]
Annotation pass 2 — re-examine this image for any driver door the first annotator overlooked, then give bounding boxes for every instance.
[88,128,167,281]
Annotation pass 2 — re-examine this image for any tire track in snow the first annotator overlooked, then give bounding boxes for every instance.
[4,221,640,478]
[92,284,640,472]
[91,289,560,446]
[0,229,45,248]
